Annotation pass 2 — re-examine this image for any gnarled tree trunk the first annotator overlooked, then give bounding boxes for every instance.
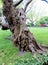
[3,0,48,54]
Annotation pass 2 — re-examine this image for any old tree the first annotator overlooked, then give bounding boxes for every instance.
[2,0,48,54]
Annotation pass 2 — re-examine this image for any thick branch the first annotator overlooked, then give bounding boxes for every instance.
[24,0,32,12]
[42,0,48,3]
[14,0,23,7]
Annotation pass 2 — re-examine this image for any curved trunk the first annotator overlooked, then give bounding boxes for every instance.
[3,0,48,54]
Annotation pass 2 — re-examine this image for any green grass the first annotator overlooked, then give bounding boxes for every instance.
[29,27,48,45]
[0,27,48,65]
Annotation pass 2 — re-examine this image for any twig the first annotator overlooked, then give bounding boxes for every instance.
[24,0,32,12]
[14,0,23,7]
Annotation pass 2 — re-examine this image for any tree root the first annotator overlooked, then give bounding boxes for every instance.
[13,30,48,55]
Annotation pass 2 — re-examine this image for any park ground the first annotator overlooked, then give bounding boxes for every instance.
[0,27,48,65]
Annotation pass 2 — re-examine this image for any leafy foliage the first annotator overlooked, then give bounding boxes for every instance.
[15,53,48,65]
[36,16,48,26]
[26,22,34,27]
[0,0,2,8]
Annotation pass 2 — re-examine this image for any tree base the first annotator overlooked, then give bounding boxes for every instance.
[13,29,48,55]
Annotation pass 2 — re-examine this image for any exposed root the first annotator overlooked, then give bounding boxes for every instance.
[13,31,48,55]
[40,45,48,49]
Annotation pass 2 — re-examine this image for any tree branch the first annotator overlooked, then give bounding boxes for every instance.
[42,0,48,3]
[14,0,23,7]
[24,0,32,12]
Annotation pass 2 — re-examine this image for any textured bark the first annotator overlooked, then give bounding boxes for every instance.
[3,0,48,54]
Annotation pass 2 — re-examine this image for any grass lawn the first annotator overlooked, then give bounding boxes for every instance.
[29,27,48,45]
[0,27,48,65]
